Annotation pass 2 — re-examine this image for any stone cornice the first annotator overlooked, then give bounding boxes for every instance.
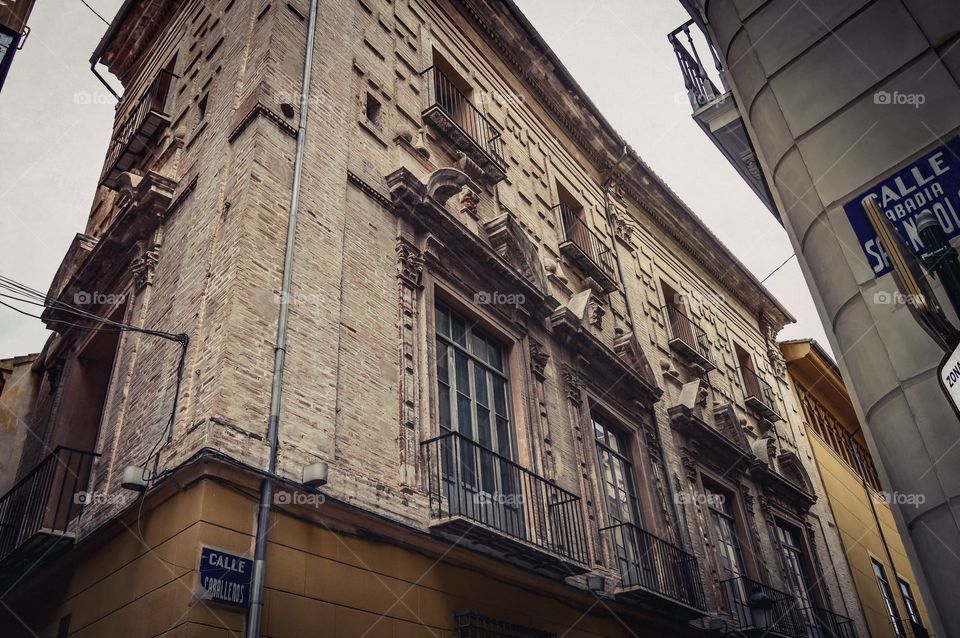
[453,0,793,330]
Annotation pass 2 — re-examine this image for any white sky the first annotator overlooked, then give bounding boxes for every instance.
[0,0,830,360]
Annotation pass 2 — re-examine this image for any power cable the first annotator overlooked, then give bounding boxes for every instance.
[79,0,110,25]
[760,253,797,284]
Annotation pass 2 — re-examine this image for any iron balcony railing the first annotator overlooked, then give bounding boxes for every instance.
[740,366,780,419]
[801,606,859,638]
[668,19,722,110]
[556,203,618,292]
[600,522,706,610]
[100,68,175,188]
[723,576,805,637]
[0,447,99,563]
[662,304,713,367]
[421,65,505,171]
[422,430,588,566]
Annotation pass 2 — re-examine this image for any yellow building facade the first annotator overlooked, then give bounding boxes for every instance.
[782,340,933,638]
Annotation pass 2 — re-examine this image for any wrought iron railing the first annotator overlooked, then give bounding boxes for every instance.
[801,606,859,638]
[740,367,779,417]
[100,68,174,185]
[0,447,99,563]
[556,203,617,284]
[662,304,713,365]
[600,522,706,610]
[422,430,588,566]
[421,65,505,168]
[668,19,722,109]
[722,576,805,637]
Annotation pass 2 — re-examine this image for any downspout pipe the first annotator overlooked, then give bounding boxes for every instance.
[90,61,121,101]
[245,1,319,636]
[601,147,685,545]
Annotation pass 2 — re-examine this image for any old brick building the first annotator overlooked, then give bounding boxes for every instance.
[0,0,868,636]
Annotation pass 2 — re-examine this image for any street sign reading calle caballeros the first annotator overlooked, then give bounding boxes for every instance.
[198,547,253,608]
[844,137,960,277]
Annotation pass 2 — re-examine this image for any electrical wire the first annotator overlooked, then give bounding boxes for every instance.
[79,0,110,25]
[0,273,189,481]
[760,253,797,284]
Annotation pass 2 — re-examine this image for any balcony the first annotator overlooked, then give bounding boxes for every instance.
[600,522,706,618]
[421,431,589,578]
[800,606,859,638]
[100,69,174,189]
[740,367,781,421]
[667,21,778,220]
[556,204,618,293]
[723,576,805,637]
[421,66,507,184]
[0,447,99,576]
[662,304,715,372]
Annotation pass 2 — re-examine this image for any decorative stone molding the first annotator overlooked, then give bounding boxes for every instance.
[396,236,423,489]
[612,330,658,391]
[483,212,548,293]
[396,238,424,288]
[130,241,161,291]
[424,167,478,205]
[560,363,584,407]
[529,339,550,380]
[459,188,480,220]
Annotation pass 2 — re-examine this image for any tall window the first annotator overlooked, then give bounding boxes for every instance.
[593,414,642,527]
[776,522,817,607]
[593,414,650,586]
[705,483,746,581]
[435,303,512,456]
[897,577,923,632]
[435,303,520,531]
[872,560,906,638]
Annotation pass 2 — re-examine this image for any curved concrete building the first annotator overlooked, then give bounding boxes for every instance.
[672,1,960,635]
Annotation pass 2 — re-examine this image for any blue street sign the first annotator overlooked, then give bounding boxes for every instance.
[844,138,960,277]
[198,547,252,608]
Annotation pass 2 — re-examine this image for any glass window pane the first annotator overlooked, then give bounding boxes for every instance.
[436,342,449,382]
[436,305,449,337]
[474,364,489,407]
[488,342,503,371]
[471,331,487,362]
[451,314,466,347]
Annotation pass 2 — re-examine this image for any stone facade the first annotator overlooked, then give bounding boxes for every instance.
[0,0,867,635]
[675,2,960,635]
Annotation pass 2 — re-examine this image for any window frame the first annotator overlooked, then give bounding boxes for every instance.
[872,558,906,638]
[434,300,516,461]
[897,576,923,628]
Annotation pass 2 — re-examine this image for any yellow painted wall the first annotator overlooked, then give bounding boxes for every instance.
[808,433,931,638]
[2,478,683,637]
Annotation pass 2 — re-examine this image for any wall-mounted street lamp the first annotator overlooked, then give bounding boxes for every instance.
[747,589,775,630]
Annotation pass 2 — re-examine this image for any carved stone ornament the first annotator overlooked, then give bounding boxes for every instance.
[529,339,550,380]
[561,364,584,406]
[483,212,548,293]
[459,188,480,219]
[396,239,424,288]
[130,242,161,291]
[424,167,479,205]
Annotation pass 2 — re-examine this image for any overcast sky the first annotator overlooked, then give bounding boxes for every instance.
[0,0,830,360]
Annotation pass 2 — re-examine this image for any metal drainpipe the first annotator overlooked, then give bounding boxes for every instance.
[245,1,319,636]
[601,147,685,544]
[90,61,121,101]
